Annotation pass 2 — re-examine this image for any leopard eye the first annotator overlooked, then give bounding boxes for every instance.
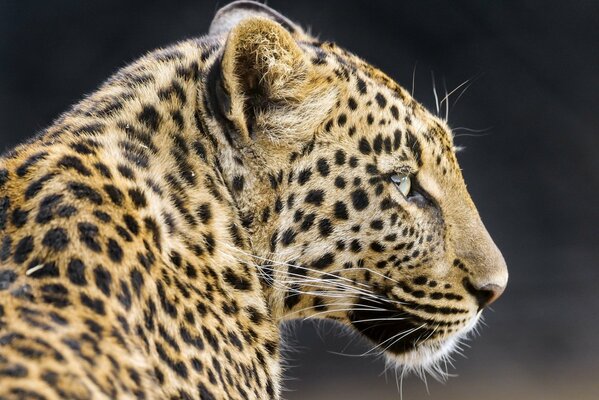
[390,174,411,197]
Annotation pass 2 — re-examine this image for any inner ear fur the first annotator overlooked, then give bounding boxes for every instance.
[220,17,337,145]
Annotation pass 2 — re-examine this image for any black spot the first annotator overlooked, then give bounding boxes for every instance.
[0,169,8,189]
[334,150,346,166]
[42,228,69,251]
[57,155,92,176]
[41,283,70,308]
[337,114,347,127]
[144,217,162,251]
[405,131,422,166]
[356,77,367,94]
[13,236,33,264]
[117,164,135,180]
[358,138,372,155]
[0,236,11,261]
[0,197,11,232]
[0,363,28,377]
[80,293,105,315]
[300,213,316,231]
[351,189,369,211]
[138,105,161,131]
[107,239,123,263]
[280,228,297,246]
[284,287,301,310]
[123,214,140,235]
[102,185,124,206]
[305,190,324,206]
[223,268,252,291]
[286,193,296,209]
[390,105,399,120]
[67,258,87,286]
[228,223,244,247]
[158,81,187,104]
[35,194,63,224]
[413,276,428,285]
[349,156,359,168]
[70,139,99,155]
[94,265,112,296]
[312,253,335,269]
[348,98,358,110]
[381,196,395,211]
[393,129,402,150]
[384,137,392,153]
[78,222,101,252]
[68,182,103,205]
[0,269,17,291]
[375,92,387,108]
[370,219,384,230]
[74,121,105,135]
[334,176,346,189]
[180,326,204,350]
[297,168,312,185]
[232,175,244,192]
[269,231,278,252]
[25,173,56,200]
[324,120,333,132]
[333,201,349,220]
[16,152,48,177]
[350,239,362,253]
[56,204,77,218]
[130,269,144,297]
[316,158,330,177]
[370,241,386,252]
[373,134,383,154]
[197,203,212,224]
[318,218,333,237]
[198,384,216,400]
[128,188,147,208]
[93,210,111,223]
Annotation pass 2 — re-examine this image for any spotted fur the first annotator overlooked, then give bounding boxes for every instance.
[0,1,507,399]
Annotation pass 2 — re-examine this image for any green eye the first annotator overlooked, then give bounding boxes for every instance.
[390,174,411,197]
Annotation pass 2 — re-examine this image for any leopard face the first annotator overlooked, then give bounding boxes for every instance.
[210,9,508,372]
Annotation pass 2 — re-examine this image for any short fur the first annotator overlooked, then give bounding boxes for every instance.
[0,2,507,399]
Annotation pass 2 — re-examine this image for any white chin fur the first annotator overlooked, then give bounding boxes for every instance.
[383,311,482,381]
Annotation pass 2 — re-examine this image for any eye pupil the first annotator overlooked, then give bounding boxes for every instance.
[391,174,411,197]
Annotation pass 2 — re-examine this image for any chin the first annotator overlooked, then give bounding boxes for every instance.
[349,298,483,381]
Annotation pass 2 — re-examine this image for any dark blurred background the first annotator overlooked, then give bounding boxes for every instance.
[1,1,598,399]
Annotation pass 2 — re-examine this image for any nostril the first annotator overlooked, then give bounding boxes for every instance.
[462,279,505,309]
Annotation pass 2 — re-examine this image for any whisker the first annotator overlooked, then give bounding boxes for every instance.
[431,71,440,115]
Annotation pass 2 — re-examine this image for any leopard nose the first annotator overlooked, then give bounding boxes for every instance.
[462,279,506,309]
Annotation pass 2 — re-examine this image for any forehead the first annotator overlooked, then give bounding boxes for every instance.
[301,40,459,168]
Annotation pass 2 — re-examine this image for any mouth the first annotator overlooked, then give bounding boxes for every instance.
[349,295,483,374]
[349,296,439,355]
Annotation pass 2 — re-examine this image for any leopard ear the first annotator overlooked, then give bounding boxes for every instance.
[209,1,304,37]
[214,17,337,145]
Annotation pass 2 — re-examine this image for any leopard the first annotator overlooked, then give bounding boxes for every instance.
[0,1,508,399]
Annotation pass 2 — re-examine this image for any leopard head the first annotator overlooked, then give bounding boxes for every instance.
[207,1,508,373]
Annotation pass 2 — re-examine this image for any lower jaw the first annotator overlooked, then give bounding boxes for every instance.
[349,316,439,355]
[348,297,440,356]
[348,297,479,364]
